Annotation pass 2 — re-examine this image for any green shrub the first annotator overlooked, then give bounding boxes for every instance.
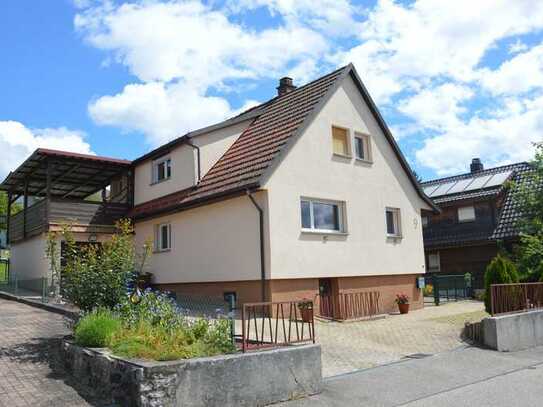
[484,254,519,313]
[55,219,151,312]
[74,309,121,347]
[116,289,181,329]
[109,318,235,361]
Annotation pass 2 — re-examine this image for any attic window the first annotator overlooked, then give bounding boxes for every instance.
[332,126,350,157]
[152,157,172,184]
[354,133,372,162]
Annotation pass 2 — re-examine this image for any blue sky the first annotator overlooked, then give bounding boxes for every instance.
[1,0,543,181]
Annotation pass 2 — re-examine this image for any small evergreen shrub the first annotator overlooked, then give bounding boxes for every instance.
[74,309,121,347]
[484,254,519,313]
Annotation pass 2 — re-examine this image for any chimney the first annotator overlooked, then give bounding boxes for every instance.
[470,158,484,173]
[277,77,296,96]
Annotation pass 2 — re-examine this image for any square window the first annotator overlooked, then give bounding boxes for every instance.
[300,198,345,233]
[153,157,172,183]
[458,206,476,222]
[354,133,371,162]
[428,253,440,270]
[155,223,171,252]
[332,126,350,157]
[386,208,401,237]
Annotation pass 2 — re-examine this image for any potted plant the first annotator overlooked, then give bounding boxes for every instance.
[298,299,314,322]
[396,293,410,314]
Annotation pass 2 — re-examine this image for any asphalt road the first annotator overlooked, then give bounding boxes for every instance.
[279,345,543,407]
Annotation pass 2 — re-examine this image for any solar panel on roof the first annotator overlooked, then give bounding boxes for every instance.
[465,174,492,190]
[484,171,513,188]
[423,185,440,196]
[446,178,475,194]
[430,181,458,197]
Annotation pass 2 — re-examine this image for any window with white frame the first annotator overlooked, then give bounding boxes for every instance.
[428,252,440,271]
[331,126,351,157]
[154,223,171,252]
[422,216,429,227]
[458,206,476,222]
[354,133,372,162]
[385,207,402,237]
[152,157,172,183]
[301,198,345,233]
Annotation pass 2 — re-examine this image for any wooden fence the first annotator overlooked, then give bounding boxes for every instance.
[490,282,543,316]
[317,291,381,321]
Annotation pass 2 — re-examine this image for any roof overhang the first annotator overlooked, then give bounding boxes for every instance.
[0,148,132,200]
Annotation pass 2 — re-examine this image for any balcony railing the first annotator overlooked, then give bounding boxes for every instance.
[9,198,129,243]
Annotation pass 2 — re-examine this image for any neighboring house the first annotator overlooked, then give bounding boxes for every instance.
[421,159,533,289]
[1,64,435,313]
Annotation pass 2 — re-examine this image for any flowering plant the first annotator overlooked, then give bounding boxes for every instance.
[395,293,409,305]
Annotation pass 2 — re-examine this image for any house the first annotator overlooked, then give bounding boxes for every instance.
[1,64,436,313]
[421,159,533,289]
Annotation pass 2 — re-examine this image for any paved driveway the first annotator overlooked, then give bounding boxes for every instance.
[318,301,486,377]
[0,299,102,407]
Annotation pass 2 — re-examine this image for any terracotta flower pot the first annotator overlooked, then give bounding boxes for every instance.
[398,303,410,314]
[300,308,313,323]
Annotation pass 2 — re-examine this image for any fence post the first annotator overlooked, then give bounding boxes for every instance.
[490,285,495,316]
[432,275,440,306]
[241,305,246,353]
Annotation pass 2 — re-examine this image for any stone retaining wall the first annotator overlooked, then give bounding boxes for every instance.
[483,309,543,352]
[60,340,322,406]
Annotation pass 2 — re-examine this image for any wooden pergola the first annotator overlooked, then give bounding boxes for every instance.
[0,148,133,244]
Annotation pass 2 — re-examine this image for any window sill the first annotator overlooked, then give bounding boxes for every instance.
[153,249,171,254]
[150,178,172,186]
[386,234,403,240]
[332,153,352,159]
[301,229,349,236]
[355,158,373,164]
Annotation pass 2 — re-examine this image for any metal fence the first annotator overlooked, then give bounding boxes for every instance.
[490,282,543,316]
[424,274,473,306]
[241,300,315,352]
[0,276,48,301]
[317,291,381,321]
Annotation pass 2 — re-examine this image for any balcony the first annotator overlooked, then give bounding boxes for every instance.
[0,148,133,245]
[8,199,130,243]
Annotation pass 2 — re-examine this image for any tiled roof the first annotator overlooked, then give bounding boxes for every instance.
[131,64,437,219]
[491,163,538,240]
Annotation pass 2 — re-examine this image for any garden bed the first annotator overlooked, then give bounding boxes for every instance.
[60,339,322,407]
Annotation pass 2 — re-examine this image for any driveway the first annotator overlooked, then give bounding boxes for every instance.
[279,345,543,407]
[0,298,104,406]
[318,300,486,376]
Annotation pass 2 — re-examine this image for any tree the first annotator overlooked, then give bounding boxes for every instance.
[0,191,22,218]
[509,142,543,281]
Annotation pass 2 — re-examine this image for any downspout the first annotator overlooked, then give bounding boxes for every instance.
[185,138,201,183]
[247,190,266,302]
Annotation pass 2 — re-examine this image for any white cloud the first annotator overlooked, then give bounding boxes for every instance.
[337,0,543,102]
[509,39,529,54]
[479,44,543,95]
[415,96,543,175]
[399,84,474,131]
[88,81,237,146]
[75,1,327,85]
[0,121,93,179]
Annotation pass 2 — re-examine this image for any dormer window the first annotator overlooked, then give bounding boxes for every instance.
[152,157,171,183]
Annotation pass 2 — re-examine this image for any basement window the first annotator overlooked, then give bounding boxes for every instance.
[152,157,172,183]
[301,198,345,233]
[154,223,171,252]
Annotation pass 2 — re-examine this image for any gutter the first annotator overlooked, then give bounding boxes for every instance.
[246,190,266,302]
[185,138,201,182]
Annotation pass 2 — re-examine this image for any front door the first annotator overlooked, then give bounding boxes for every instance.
[319,278,333,318]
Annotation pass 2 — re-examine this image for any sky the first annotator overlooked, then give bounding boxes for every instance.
[1,0,543,182]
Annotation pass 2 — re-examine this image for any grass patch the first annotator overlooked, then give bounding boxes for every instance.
[0,262,7,282]
[75,309,122,347]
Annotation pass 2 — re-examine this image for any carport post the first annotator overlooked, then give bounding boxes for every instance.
[6,192,11,246]
[432,274,440,306]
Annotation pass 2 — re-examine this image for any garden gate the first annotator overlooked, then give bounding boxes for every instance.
[424,273,473,305]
